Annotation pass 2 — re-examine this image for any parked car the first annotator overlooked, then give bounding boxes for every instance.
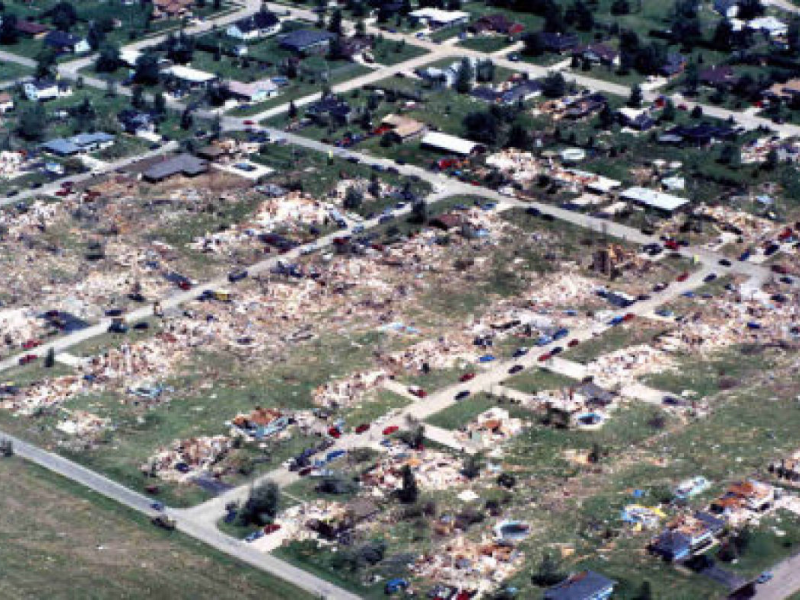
[245,530,264,542]
[409,387,428,398]
[455,390,470,401]
[459,372,476,382]
[703,273,717,283]
[512,347,529,358]
[383,425,399,436]
[719,258,732,266]
[22,339,41,350]
[328,426,341,439]
[508,364,524,374]
[18,354,37,365]
[757,572,774,584]
[355,423,370,434]
[263,523,281,534]
[568,339,579,348]
[538,353,551,362]
[228,269,248,283]
[478,355,495,363]
[676,272,689,282]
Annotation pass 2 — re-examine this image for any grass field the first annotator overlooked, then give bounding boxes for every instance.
[425,392,530,430]
[0,457,314,600]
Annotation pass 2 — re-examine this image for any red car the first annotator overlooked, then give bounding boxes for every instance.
[623,313,636,322]
[328,427,341,439]
[298,466,313,477]
[178,280,192,291]
[676,272,689,282]
[568,339,580,348]
[22,339,41,350]
[263,523,282,534]
[459,372,476,382]
[355,423,370,434]
[383,425,399,436]
[538,353,551,362]
[408,387,427,398]
[243,120,255,126]
[18,354,37,365]
[664,239,680,251]
[61,180,74,188]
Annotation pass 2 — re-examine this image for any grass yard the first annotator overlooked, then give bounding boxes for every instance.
[458,35,514,53]
[503,367,577,394]
[565,319,674,364]
[425,393,530,430]
[0,457,314,600]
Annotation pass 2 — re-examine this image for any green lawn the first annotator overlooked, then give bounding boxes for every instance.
[0,457,314,600]
[458,35,513,53]
[503,367,577,394]
[425,392,530,430]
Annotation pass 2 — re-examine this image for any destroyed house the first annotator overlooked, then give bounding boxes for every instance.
[142,153,208,182]
[572,43,619,65]
[544,570,616,600]
[650,512,723,562]
[563,93,607,119]
[118,109,156,135]
[710,480,774,515]
[659,53,687,77]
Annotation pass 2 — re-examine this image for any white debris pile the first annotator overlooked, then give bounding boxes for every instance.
[313,370,388,409]
[485,149,541,185]
[0,199,64,236]
[56,410,110,439]
[0,308,46,348]
[382,336,478,374]
[82,336,191,386]
[411,535,525,594]
[1,375,88,415]
[190,192,332,255]
[586,344,675,387]
[362,447,468,493]
[742,137,800,164]
[141,435,234,482]
[0,150,26,179]
[457,407,526,447]
[519,271,600,310]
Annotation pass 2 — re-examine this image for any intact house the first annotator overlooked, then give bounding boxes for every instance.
[748,16,788,38]
[409,8,470,30]
[226,10,281,41]
[468,14,525,37]
[14,20,49,39]
[571,43,619,67]
[44,30,90,54]
[659,52,687,78]
[379,114,428,143]
[164,65,219,89]
[540,32,579,54]
[142,153,209,182]
[650,511,725,563]
[763,78,800,105]
[699,65,738,89]
[621,186,689,215]
[279,29,335,55]
[118,109,157,135]
[40,132,115,157]
[470,78,542,105]
[659,123,737,146]
[22,79,72,102]
[544,571,617,600]
[616,106,656,131]
[0,92,14,114]
[305,94,353,126]
[561,92,608,120]
[153,0,195,20]
[421,131,486,156]
[338,35,374,61]
[416,57,493,88]
[226,79,281,104]
[714,0,739,18]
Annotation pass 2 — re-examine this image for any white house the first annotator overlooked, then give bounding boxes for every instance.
[409,8,470,29]
[226,10,281,41]
[164,65,219,88]
[227,79,280,104]
[22,79,72,102]
[747,16,788,38]
[0,92,14,114]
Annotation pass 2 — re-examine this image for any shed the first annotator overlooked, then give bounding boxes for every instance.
[421,131,485,156]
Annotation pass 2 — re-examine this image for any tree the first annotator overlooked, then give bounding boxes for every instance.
[789,18,800,55]
[454,57,474,94]
[87,23,105,50]
[463,110,500,145]
[50,1,78,32]
[72,97,97,132]
[343,186,363,211]
[34,47,57,79]
[355,18,366,36]
[96,42,121,73]
[411,198,428,224]
[131,85,146,109]
[543,1,566,33]
[288,100,298,119]
[690,105,703,118]
[597,103,615,129]
[588,442,603,463]
[634,581,653,600]
[153,91,167,117]
[44,348,55,368]
[397,464,419,503]
[461,454,480,479]
[569,0,594,31]
[16,104,47,141]
[180,107,194,130]
[711,19,734,51]
[328,8,343,34]
[238,480,280,525]
[610,0,630,15]
[134,52,161,85]
[0,12,18,45]
[531,552,564,587]
[627,83,643,108]
[661,98,676,121]
[718,143,740,167]
[0,438,13,457]
[540,71,567,98]
[522,31,544,57]
[683,61,699,96]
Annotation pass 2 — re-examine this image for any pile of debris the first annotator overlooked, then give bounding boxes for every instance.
[229,406,291,441]
[586,344,675,388]
[411,535,525,593]
[382,336,477,375]
[313,370,388,409]
[362,447,469,494]
[456,407,526,447]
[142,435,234,482]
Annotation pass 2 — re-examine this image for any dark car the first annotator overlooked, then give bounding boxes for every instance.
[703,273,717,283]
[718,258,732,267]
[508,364,524,375]
[228,269,248,283]
[108,320,129,334]
[133,321,150,331]
[455,390,470,401]
[355,423,370,434]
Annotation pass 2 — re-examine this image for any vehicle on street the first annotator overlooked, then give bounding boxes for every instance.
[508,364,524,374]
[455,390,470,401]
[18,354,37,365]
[355,423,370,434]
[756,572,773,584]
[383,425,399,436]
[459,372,476,382]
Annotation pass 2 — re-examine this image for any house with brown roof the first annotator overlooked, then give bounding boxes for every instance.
[15,20,49,38]
[153,0,195,20]
[764,78,800,103]
[380,114,428,142]
[468,14,524,36]
[699,65,738,89]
